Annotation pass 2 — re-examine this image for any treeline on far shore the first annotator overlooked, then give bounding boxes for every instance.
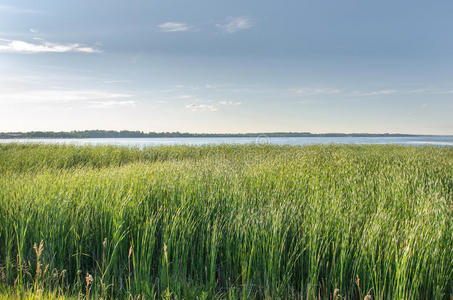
[0,130,426,139]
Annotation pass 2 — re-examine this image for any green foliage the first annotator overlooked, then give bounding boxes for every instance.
[0,144,452,299]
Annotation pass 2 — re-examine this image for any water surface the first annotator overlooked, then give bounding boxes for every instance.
[1,136,452,147]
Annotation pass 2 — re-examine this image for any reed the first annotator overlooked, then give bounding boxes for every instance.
[0,144,451,299]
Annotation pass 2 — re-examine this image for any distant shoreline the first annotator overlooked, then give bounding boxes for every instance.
[0,130,451,139]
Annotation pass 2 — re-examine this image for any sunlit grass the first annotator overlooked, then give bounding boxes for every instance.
[0,144,452,299]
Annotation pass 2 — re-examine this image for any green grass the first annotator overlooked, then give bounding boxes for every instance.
[0,143,452,299]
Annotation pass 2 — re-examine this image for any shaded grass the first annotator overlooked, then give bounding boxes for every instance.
[0,144,452,299]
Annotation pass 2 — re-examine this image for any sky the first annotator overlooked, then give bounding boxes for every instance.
[0,0,452,134]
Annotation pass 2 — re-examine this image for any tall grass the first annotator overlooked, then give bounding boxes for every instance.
[0,144,452,299]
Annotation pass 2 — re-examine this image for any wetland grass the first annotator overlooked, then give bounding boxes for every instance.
[0,144,451,299]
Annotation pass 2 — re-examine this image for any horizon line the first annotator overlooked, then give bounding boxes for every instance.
[1,130,452,137]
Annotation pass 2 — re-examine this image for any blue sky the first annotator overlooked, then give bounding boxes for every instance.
[0,0,452,134]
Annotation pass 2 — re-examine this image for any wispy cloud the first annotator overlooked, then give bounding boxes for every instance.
[293,87,453,97]
[0,5,40,14]
[185,104,218,112]
[406,88,453,95]
[219,100,241,106]
[174,84,200,90]
[351,89,397,96]
[0,38,102,54]
[158,22,190,32]
[103,80,131,84]
[294,88,341,95]
[87,100,136,108]
[0,89,132,104]
[176,95,194,99]
[217,17,253,33]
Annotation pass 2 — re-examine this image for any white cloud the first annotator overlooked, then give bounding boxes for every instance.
[0,89,132,104]
[158,22,190,32]
[351,89,397,96]
[177,95,193,99]
[0,38,102,54]
[421,103,428,109]
[417,89,453,95]
[217,17,253,33]
[406,88,453,95]
[174,84,200,90]
[103,80,131,84]
[0,5,39,14]
[219,100,241,106]
[294,88,341,95]
[185,104,218,112]
[87,100,136,108]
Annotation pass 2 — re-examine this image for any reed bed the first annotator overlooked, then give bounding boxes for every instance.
[0,144,451,299]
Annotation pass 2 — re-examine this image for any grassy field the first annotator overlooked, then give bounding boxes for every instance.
[0,143,451,299]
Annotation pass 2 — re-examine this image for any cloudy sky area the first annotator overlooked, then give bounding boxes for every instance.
[1,0,452,134]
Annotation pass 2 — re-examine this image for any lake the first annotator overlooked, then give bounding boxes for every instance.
[1,136,452,147]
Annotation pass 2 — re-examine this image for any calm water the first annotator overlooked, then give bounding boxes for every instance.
[1,136,452,147]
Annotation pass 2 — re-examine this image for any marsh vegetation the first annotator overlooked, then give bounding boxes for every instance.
[0,144,451,299]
